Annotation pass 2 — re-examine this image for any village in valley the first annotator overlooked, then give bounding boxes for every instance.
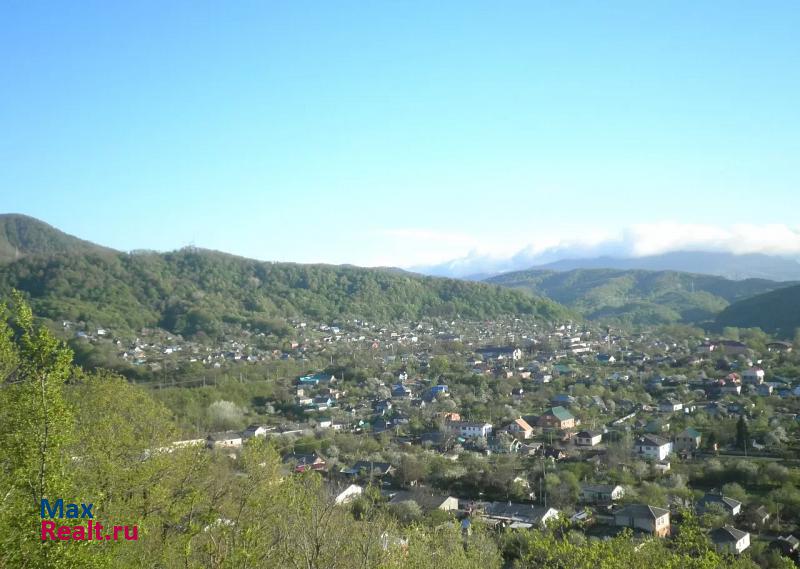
[66,313,800,565]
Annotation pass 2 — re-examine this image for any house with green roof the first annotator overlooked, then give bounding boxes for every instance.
[538,406,576,430]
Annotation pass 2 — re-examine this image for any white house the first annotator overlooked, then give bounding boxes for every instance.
[459,422,493,438]
[711,526,750,555]
[580,484,624,504]
[575,431,602,447]
[634,435,672,461]
[242,424,269,439]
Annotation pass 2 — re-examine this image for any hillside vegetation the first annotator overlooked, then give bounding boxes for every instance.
[0,213,115,263]
[715,284,800,338]
[0,248,571,338]
[487,268,789,327]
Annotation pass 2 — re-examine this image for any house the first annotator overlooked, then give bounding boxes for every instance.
[674,427,702,452]
[575,431,602,447]
[770,535,799,557]
[285,452,327,473]
[551,393,576,406]
[504,417,534,440]
[767,341,792,353]
[206,432,243,450]
[742,367,765,385]
[481,502,560,527]
[538,406,576,430]
[458,422,493,439]
[757,384,774,396]
[719,340,749,355]
[391,384,412,398]
[242,424,269,439]
[343,461,395,478]
[580,484,624,504]
[634,435,672,461]
[721,384,742,395]
[697,493,742,517]
[614,504,671,537]
[710,526,750,554]
[476,346,522,361]
[374,400,393,415]
[297,373,334,385]
[388,491,459,513]
[596,353,616,363]
[659,399,683,413]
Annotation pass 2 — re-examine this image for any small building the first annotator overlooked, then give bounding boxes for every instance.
[388,491,459,513]
[285,452,327,473]
[580,484,624,504]
[482,502,560,527]
[575,431,602,447]
[710,526,750,555]
[504,417,534,440]
[476,346,523,361]
[659,399,683,413]
[697,493,742,517]
[742,367,765,385]
[206,432,243,450]
[614,504,670,537]
[242,424,269,439]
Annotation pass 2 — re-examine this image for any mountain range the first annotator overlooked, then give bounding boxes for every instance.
[424,250,800,282]
[0,214,569,338]
[2,213,799,337]
[486,268,794,328]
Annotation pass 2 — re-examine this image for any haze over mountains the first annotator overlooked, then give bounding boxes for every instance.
[421,251,800,282]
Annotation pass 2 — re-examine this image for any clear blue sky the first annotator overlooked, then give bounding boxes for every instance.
[2,1,799,268]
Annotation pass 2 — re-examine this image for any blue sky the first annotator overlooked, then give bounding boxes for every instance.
[2,1,800,271]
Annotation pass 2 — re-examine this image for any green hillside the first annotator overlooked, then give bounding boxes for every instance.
[715,284,800,337]
[0,213,116,262]
[487,268,790,326]
[0,248,570,337]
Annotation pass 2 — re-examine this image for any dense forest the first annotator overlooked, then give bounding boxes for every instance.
[0,248,571,339]
[715,284,800,338]
[0,294,786,568]
[0,214,115,263]
[487,268,790,327]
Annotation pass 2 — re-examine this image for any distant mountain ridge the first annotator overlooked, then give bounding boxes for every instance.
[0,215,571,337]
[487,268,794,327]
[0,213,116,262]
[528,251,800,282]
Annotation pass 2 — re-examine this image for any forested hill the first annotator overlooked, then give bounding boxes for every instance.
[0,213,116,262]
[715,284,800,337]
[486,268,791,326]
[0,248,571,337]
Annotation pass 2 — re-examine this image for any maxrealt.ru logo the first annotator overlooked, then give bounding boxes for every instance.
[40,499,138,542]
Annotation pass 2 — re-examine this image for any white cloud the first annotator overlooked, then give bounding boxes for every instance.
[391,222,800,277]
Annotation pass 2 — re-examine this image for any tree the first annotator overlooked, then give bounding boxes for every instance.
[0,294,83,568]
[736,416,749,451]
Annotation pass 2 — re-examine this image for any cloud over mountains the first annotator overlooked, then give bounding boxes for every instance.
[401,222,800,278]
